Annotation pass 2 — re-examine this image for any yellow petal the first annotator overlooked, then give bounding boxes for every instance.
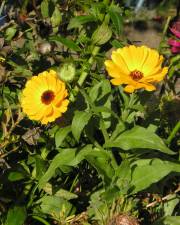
[21,70,69,124]
[142,67,168,82]
[53,90,68,107]
[117,46,135,71]
[124,85,135,93]
[111,50,130,74]
[45,72,58,91]
[142,49,160,76]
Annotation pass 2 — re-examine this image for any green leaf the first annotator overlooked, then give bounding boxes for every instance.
[49,36,81,51]
[71,111,92,142]
[105,126,175,155]
[5,26,17,41]
[39,145,92,188]
[55,189,78,200]
[68,15,96,30]
[39,196,73,218]
[109,121,126,141]
[34,156,47,180]
[8,171,26,181]
[163,194,179,216]
[89,80,111,103]
[38,148,77,188]
[51,6,62,27]
[115,160,131,194]
[130,159,180,194]
[111,39,124,48]
[85,148,116,184]
[41,0,49,18]
[7,60,32,77]
[153,216,180,225]
[5,206,27,225]
[92,23,112,45]
[55,125,71,148]
[89,80,112,128]
[109,5,123,35]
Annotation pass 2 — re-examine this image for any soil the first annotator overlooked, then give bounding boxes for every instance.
[124,20,162,48]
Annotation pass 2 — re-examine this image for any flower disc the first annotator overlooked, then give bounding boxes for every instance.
[21,70,69,124]
[105,45,168,93]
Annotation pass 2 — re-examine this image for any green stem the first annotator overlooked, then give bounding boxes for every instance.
[162,16,171,37]
[158,16,171,52]
[166,120,180,145]
[77,46,100,86]
[32,215,51,225]
[70,46,100,102]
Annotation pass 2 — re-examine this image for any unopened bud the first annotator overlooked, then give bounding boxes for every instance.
[56,63,76,83]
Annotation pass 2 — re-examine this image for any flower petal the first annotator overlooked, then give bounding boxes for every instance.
[21,70,69,124]
[111,50,130,74]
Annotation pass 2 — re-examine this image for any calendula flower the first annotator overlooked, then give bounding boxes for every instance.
[105,45,168,93]
[21,70,69,124]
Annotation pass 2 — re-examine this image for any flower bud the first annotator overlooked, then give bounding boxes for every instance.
[56,63,76,83]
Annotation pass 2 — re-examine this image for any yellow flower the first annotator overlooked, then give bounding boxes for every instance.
[105,45,168,93]
[21,70,69,124]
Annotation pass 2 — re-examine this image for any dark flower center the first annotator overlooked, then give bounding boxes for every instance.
[130,70,143,81]
[41,90,55,105]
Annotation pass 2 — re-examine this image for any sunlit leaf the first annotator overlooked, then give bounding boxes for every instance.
[105,126,175,155]
[5,206,27,225]
[130,159,180,193]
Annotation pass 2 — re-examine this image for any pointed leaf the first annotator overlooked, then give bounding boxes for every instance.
[130,159,180,193]
[105,126,175,155]
[68,15,96,30]
[72,111,92,141]
[39,145,93,188]
[109,5,123,35]
[49,36,81,51]
[55,125,71,148]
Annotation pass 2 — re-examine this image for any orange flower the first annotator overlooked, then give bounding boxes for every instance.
[21,70,69,124]
[105,45,168,93]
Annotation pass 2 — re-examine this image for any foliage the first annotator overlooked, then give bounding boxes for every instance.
[0,0,179,225]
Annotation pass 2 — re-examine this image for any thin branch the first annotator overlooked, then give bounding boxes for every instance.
[0,146,19,158]
[146,185,180,208]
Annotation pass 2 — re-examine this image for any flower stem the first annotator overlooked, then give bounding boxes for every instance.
[166,120,180,145]
[32,216,51,225]
[162,16,171,37]
[77,46,100,86]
